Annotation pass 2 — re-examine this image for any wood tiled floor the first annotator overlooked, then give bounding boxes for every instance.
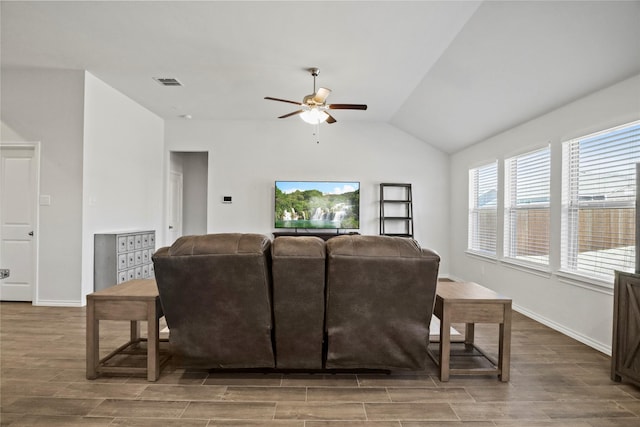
[2,301,640,426]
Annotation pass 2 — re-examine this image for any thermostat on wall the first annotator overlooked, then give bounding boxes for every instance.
[222,196,232,204]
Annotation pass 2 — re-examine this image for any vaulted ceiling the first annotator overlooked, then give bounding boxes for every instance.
[2,1,639,153]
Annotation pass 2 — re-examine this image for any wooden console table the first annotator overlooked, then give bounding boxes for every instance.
[273,231,359,241]
[428,281,512,381]
[86,279,169,381]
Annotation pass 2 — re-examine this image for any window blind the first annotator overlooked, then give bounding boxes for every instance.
[504,146,551,265]
[468,162,498,256]
[561,120,640,280]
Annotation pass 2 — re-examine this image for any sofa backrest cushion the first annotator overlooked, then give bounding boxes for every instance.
[325,235,440,370]
[167,233,268,256]
[271,236,326,369]
[152,233,275,368]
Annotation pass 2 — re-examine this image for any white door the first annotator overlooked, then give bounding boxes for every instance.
[167,171,183,245]
[0,146,37,301]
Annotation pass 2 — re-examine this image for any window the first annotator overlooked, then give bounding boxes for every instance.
[468,162,498,256]
[561,120,640,281]
[504,146,551,266]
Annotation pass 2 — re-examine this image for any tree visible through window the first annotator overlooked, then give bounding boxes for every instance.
[561,120,639,280]
[468,162,498,256]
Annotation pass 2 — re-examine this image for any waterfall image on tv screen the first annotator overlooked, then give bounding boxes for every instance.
[275,181,360,229]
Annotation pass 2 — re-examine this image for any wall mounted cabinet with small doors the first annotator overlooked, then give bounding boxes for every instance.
[94,231,156,291]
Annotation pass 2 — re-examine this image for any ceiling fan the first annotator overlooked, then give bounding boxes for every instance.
[265,68,367,125]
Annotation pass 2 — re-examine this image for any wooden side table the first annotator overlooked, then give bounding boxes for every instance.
[428,281,512,382]
[86,279,169,381]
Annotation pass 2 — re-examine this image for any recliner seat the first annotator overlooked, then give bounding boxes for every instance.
[324,235,440,370]
[152,233,275,368]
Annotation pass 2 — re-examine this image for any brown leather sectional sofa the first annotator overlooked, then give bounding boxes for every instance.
[152,233,440,371]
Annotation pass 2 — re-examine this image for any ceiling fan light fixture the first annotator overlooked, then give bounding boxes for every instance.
[299,108,329,125]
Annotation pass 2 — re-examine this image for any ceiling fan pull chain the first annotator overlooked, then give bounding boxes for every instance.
[314,122,320,144]
[311,67,318,94]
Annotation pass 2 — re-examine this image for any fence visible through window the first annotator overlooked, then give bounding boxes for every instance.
[561,120,639,280]
[504,146,551,265]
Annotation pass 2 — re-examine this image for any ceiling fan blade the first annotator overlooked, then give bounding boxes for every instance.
[313,87,332,104]
[265,96,302,106]
[278,110,304,119]
[326,113,337,124]
[328,104,368,110]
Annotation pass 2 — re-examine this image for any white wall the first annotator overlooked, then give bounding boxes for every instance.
[82,72,165,300]
[449,74,640,354]
[1,69,164,305]
[165,119,451,275]
[181,152,208,236]
[1,68,85,305]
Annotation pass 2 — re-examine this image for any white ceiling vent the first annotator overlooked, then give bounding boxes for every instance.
[153,77,183,87]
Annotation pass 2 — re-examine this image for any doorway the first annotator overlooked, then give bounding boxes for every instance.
[0,143,39,301]
[168,170,183,244]
[168,151,208,245]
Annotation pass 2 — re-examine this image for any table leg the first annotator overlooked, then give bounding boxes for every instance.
[499,303,512,382]
[86,300,98,379]
[465,323,475,349]
[439,305,451,381]
[130,320,140,342]
[147,301,160,381]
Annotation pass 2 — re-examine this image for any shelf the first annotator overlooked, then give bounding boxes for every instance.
[380,183,413,238]
[380,183,412,188]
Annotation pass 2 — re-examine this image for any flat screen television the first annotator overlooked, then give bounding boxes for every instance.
[275,181,360,229]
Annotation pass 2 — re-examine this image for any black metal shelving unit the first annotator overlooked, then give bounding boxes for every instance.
[379,183,413,238]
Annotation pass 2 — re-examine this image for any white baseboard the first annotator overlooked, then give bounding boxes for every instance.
[34,299,83,307]
[513,303,611,356]
[439,276,611,356]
